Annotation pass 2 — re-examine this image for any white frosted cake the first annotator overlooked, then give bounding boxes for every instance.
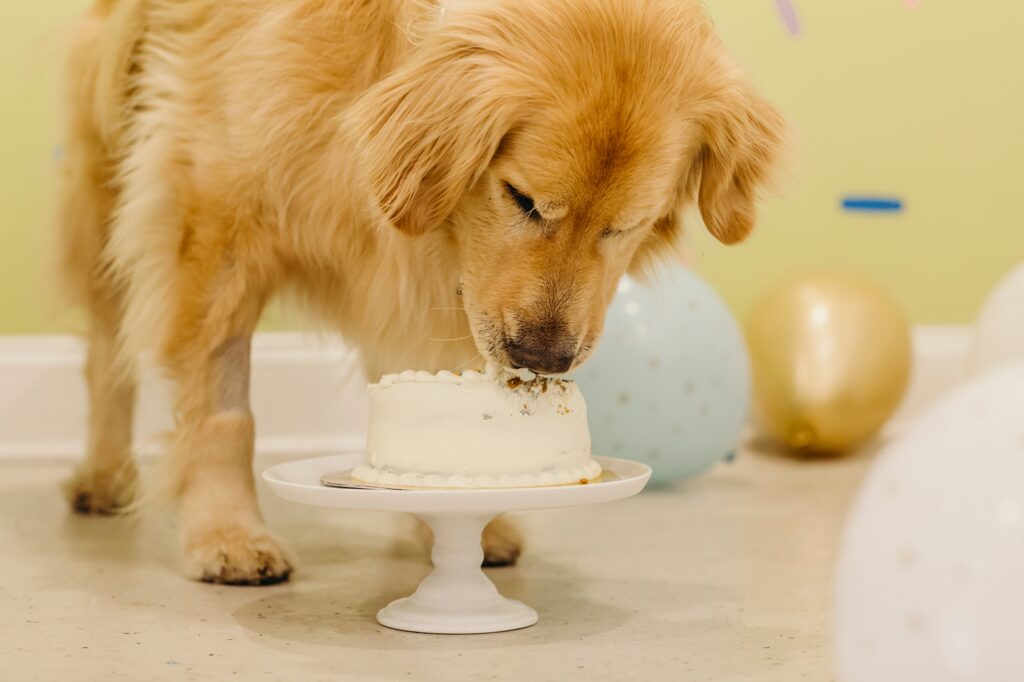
[350,367,601,488]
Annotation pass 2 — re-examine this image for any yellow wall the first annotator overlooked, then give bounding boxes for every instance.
[2,0,1021,332]
[694,0,1024,322]
[1,1,90,333]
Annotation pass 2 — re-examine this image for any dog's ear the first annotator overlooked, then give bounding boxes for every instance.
[346,36,517,236]
[690,81,785,245]
[627,79,783,276]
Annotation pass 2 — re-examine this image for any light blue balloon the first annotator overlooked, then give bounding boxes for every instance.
[575,267,751,484]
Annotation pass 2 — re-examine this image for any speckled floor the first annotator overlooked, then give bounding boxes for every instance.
[0,445,875,681]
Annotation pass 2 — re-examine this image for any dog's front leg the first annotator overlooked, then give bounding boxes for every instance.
[168,317,294,585]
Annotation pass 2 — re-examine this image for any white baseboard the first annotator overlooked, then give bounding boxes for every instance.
[0,327,971,461]
[0,333,369,461]
[888,325,970,432]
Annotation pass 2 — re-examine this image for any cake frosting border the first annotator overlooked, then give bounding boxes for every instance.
[350,459,602,489]
[375,365,541,388]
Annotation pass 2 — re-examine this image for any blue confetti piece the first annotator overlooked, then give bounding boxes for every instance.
[842,197,904,213]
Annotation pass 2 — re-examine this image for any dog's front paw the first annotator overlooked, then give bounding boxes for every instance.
[184,523,295,586]
[482,516,522,567]
[63,462,137,514]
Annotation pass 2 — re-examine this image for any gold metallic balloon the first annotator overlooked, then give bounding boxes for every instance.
[746,274,912,453]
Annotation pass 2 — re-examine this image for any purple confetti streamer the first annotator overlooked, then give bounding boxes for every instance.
[775,0,801,36]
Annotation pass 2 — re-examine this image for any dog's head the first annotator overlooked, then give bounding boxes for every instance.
[349,0,784,374]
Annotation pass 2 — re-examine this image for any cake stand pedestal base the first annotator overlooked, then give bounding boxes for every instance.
[377,514,536,634]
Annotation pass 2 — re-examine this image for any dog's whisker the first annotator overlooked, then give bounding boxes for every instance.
[453,352,485,371]
[427,334,474,342]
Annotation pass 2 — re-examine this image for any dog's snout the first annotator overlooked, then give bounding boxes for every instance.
[506,321,576,374]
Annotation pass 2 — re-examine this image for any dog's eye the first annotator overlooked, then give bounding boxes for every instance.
[600,227,623,240]
[505,182,540,221]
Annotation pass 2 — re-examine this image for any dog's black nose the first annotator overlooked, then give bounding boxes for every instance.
[507,340,575,375]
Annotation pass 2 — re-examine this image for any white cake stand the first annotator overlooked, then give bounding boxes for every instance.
[262,454,651,634]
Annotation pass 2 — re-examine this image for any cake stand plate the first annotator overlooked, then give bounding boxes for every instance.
[262,454,651,634]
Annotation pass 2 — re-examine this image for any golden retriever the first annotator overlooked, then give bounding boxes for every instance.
[58,0,783,584]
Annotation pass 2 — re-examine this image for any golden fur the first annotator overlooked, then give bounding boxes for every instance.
[58,0,784,583]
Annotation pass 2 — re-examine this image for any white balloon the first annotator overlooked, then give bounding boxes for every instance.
[835,361,1024,682]
[971,263,1024,374]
